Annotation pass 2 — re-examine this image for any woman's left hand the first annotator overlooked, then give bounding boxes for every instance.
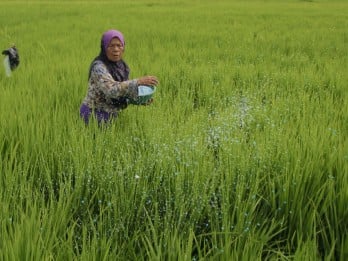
[142,98,154,106]
[137,76,159,86]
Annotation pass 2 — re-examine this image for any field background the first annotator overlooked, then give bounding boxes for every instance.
[1,0,347,260]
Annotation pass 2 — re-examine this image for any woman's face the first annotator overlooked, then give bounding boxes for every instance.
[106,37,124,62]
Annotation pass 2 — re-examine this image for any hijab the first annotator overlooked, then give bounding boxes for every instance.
[88,29,130,82]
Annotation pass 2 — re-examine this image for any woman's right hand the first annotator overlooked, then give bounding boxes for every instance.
[137,76,159,86]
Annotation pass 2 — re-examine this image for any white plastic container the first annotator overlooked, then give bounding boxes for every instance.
[129,85,156,105]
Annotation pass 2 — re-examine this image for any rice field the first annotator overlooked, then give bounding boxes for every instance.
[1,0,347,260]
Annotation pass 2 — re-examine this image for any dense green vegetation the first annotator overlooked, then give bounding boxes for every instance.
[1,0,347,259]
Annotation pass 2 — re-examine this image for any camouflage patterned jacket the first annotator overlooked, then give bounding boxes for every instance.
[81,60,138,113]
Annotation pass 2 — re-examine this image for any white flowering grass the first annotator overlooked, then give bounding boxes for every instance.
[1,0,347,260]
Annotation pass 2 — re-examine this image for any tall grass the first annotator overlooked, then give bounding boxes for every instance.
[1,0,347,259]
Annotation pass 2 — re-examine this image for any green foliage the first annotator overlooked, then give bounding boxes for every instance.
[1,0,347,259]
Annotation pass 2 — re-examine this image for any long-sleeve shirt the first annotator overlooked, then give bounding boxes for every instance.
[82,60,138,113]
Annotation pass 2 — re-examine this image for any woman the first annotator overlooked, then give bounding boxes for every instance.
[80,29,158,125]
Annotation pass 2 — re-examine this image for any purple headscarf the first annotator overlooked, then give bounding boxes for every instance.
[101,29,125,51]
[88,29,129,82]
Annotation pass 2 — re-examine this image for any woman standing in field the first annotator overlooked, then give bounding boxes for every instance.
[80,29,158,125]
